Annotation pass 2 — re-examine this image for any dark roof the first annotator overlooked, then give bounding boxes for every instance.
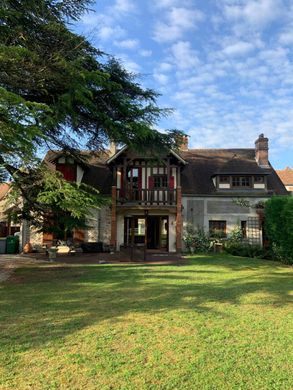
[180,149,288,195]
[44,150,112,195]
[44,148,288,197]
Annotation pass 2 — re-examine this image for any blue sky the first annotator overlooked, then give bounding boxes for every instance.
[73,0,293,169]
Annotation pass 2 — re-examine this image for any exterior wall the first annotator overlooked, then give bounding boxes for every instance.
[116,213,124,250]
[182,196,267,245]
[29,227,43,247]
[26,206,112,249]
[168,214,176,252]
[85,206,111,243]
[76,165,84,184]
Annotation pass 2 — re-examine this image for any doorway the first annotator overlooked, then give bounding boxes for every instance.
[123,215,169,251]
[147,216,168,251]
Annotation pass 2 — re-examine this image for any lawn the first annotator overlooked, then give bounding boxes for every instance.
[0,254,293,390]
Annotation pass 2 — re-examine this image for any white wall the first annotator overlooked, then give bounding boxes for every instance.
[182,196,268,245]
[168,214,176,252]
[76,165,84,184]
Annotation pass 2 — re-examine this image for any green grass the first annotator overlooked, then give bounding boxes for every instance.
[0,254,293,390]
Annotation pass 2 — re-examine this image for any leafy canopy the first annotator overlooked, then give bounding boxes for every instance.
[0,0,184,230]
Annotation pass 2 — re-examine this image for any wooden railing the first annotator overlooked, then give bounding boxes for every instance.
[116,188,177,205]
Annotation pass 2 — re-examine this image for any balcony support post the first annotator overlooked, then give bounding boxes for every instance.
[176,186,182,252]
[110,185,117,250]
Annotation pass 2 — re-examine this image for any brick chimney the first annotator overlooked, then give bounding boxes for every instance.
[255,133,269,168]
[179,135,189,152]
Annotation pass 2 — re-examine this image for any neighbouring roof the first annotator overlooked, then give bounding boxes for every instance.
[180,149,288,195]
[0,183,10,201]
[276,167,293,185]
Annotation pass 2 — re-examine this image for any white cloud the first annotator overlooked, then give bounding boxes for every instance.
[153,7,204,43]
[97,25,126,41]
[171,41,200,69]
[279,29,293,45]
[224,0,284,29]
[117,54,141,73]
[159,62,173,72]
[139,49,153,57]
[152,0,191,9]
[113,0,136,14]
[114,39,139,49]
[222,41,255,56]
[153,72,169,85]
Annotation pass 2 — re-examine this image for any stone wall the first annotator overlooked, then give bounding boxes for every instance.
[86,206,111,244]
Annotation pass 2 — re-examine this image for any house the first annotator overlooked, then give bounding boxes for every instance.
[276,167,293,194]
[25,134,287,252]
[0,183,20,238]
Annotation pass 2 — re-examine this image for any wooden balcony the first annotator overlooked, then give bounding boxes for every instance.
[116,188,177,206]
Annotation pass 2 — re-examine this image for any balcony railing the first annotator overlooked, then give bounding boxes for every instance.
[116,188,177,206]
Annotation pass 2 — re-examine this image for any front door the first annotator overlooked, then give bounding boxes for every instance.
[147,216,168,250]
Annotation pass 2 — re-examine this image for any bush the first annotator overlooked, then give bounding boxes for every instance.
[224,242,265,258]
[228,226,243,243]
[183,225,211,254]
[264,196,293,264]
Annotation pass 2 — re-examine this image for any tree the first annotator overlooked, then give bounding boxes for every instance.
[264,196,293,264]
[0,0,184,232]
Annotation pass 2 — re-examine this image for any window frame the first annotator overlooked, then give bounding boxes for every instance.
[231,176,251,188]
[219,176,230,183]
[153,174,168,189]
[241,220,247,238]
[254,176,264,183]
[209,220,227,238]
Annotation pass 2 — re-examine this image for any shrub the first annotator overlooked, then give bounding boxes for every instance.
[183,224,211,254]
[228,226,243,243]
[224,242,265,258]
[264,196,293,264]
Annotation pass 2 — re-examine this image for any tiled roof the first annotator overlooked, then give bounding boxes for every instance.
[0,183,10,201]
[44,148,288,197]
[180,149,287,195]
[276,167,293,185]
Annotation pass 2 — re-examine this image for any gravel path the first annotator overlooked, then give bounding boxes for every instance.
[0,255,43,283]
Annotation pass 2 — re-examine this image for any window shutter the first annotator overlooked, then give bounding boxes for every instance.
[169,176,175,189]
[148,176,154,189]
[56,164,76,181]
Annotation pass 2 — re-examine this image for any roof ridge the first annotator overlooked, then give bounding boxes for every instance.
[184,148,254,151]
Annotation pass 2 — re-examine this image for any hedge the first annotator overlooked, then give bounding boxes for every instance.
[264,196,293,264]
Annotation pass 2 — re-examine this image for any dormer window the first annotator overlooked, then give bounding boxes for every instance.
[232,176,251,187]
[217,175,267,190]
[56,156,76,182]
[254,176,264,183]
[219,176,229,183]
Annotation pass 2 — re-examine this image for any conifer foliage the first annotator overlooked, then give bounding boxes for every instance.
[0,0,183,231]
